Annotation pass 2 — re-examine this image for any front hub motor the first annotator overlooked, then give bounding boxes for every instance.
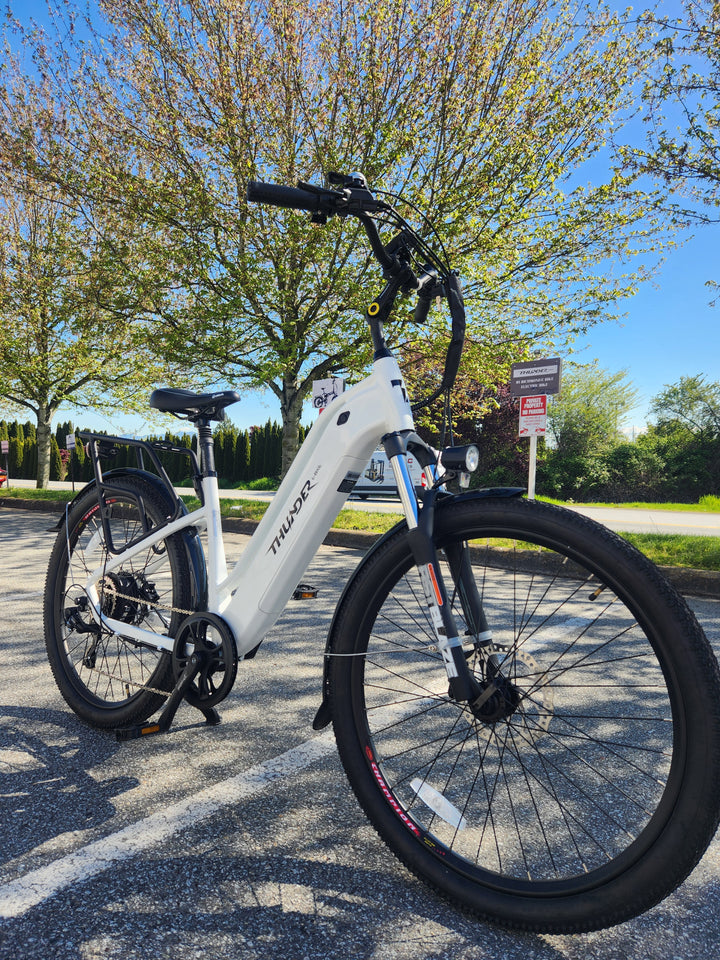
[172,612,238,708]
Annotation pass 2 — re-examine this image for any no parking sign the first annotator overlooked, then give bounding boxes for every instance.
[518,394,547,437]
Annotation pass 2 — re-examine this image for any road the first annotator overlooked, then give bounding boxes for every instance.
[562,503,720,537]
[350,498,720,536]
[1,506,720,960]
[6,478,720,536]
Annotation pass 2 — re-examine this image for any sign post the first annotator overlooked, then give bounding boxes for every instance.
[510,358,562,500]
[518,395,547,499]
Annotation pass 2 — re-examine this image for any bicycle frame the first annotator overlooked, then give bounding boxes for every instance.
[80,353,416,659]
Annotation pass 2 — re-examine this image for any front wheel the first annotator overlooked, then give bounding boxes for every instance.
[328,496,720,932]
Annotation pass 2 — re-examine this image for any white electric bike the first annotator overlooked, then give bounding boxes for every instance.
[43,173,720,933]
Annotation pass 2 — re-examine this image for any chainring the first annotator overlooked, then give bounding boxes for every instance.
[171,612,238,708]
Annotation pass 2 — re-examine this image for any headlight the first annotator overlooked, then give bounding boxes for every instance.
[440,444,480,473]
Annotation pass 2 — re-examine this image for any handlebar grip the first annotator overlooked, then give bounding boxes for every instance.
[246,181,323,212]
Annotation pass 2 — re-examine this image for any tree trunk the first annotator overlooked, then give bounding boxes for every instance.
[279,377,305,478]
[35,406,53,489]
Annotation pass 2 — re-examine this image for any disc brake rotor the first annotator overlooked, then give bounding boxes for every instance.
[469,642,554,741]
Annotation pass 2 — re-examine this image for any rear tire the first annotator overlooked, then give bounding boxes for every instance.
[44,478,194,728]
[329,496,720,932]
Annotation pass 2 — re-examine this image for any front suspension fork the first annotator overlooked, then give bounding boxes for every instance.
[388,446,493,705]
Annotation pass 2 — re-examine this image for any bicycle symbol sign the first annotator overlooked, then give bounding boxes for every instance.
[312,377,345,411]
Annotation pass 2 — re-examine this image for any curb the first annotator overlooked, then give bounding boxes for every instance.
[2,496,719,599]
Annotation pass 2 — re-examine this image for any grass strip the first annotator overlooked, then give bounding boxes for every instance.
[2,488,718,570]
[538,494,720,513]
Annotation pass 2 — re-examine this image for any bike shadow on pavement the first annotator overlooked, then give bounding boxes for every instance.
[3,748,719,960]
[0,705,138,862]
[2,842,719,960]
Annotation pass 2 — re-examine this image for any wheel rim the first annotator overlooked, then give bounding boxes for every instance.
[352,524,683,895]
[57,499,178,708]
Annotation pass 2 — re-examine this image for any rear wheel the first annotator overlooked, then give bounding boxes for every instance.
[43,479,194,728]
[329,496,720,932]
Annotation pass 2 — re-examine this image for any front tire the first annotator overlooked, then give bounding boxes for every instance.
[329,496,720,932]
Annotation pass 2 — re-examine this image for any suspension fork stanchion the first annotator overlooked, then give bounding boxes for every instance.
[443,541,493,646]
[386,438,483,704]
[385,435,420,529]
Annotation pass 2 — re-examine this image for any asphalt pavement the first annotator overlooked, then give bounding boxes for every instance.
[2,507,720,960]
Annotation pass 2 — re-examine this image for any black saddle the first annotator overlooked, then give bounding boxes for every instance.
[149,388,241,422]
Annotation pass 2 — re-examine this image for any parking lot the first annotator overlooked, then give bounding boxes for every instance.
[2,506,720,960]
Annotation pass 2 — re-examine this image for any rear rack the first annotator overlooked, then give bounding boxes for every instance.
[80,432,202,556]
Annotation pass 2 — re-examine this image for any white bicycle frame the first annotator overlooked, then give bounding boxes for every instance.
[81,353,419,659]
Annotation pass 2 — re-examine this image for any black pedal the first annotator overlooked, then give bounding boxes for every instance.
[292,583,318,599]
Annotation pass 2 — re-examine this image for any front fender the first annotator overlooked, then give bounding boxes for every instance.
[312,485,525,730]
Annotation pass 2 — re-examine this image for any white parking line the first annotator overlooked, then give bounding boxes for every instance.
[0,729,335,921]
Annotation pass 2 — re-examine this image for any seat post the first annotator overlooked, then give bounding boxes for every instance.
[194,416,228,593]
[196,419,216,478]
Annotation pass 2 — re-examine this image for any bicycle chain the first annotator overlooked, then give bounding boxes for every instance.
[85,662,172,699]
[98,584,196,619]
[83,587,195,699]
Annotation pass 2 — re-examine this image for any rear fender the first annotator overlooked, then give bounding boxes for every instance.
[52,468,208,612]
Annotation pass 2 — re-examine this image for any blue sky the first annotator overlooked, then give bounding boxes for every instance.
[572,227,717,436]
[10,0,719,438]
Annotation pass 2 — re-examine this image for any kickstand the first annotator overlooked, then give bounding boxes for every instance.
[116,654,220,741]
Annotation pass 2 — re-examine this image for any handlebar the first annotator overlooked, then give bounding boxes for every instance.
[247,179,396,271]
[246,174,466,404]
[246,181,330,213]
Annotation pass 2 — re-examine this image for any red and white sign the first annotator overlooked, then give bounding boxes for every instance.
[519,394,547,437]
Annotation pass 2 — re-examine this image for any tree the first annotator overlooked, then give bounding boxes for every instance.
[48,434,62,481]
[539,361,638,498]
[234,430,250,483]
[628,1,719,301]
[1,0,681,475]
[546,362,639,457]
[634,0,719,215]
[650,374,720,435]
[0,180,172,485]
[22,436,37,480]
[8,435,23,476]
[0,50,185,488]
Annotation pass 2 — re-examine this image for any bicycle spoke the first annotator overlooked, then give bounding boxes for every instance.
[355,541,678,883]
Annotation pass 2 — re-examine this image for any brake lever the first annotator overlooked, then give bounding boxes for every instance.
[296,180,345,200]
[414,269,445,323]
